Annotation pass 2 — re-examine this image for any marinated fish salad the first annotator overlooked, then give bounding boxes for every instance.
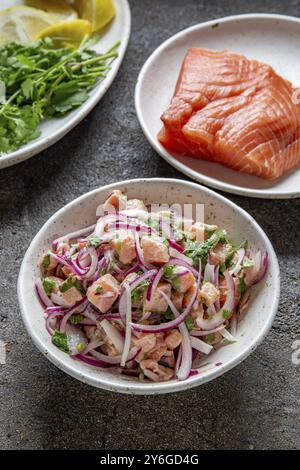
[36,190,268,382]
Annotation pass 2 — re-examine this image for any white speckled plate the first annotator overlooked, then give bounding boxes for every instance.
[0,0,131,169]
[18,179,280,394]
[135,14,300,199]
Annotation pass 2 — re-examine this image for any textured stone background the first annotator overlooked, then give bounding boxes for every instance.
[0,0,299,450]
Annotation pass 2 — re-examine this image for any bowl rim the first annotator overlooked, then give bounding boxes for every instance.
[18,178,280,394]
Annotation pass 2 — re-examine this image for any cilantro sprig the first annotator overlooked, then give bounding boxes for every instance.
[0,37,119,154]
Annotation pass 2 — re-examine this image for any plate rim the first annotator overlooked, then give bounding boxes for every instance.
[0,0,131,170]
[135,13,300,199]
[18,177,280,395]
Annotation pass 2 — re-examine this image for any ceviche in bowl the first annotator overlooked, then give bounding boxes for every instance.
[18,179,280,394]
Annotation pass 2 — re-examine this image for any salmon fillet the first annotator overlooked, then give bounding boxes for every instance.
[158,48,300,179]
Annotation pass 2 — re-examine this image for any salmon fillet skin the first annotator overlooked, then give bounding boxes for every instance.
[158,48,300,180]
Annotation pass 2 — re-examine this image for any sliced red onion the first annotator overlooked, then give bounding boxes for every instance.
[230,313,237,336]
[120,283,132,366]
[169,239,184,253]
[255,252,268,284]
[214,265,220,310]
[190,325,226,337]
[143,368,160,382]
[35,279,54,308]
[169,247,193,265]
[76,249,91,269]
[146,266,164,301]
[230,248,245,276]
[189,370,199,377]
[238,291,251,320]
[52,224,96,250]
[83,339,104,355]
[74,354,112,368]
[220,328,237,343]
[195,270,235,330]
[59,298,88,332]
[190,336,213,355]
[118,368,139,377]
[119,269,157,321]
[65,324,88,355]
[50,292,70,307]
[45,315,56,335]
[124,263,140,276]
[134,231,147,268]
[131,261,201,334]
[245,250,268,287]
[94,214,119,237]
[96,313,121,321]
[163,295,192,381]
[204,262,215,283]
[90,346,140,365]
[46,305,68,315]
[100,319,124,354]
[175,346,182,376]
[83,247,98,279]
[89,257,107,283]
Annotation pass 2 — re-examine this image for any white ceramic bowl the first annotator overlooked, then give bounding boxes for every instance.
[18,179,280,394]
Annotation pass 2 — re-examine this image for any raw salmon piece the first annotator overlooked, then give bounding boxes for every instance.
[158,48,300,179]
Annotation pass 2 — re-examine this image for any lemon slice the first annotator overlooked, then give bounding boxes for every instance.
[36,19,91,48]
[26,0,78,21]
[0,6,58,46]
[74,0,115,32]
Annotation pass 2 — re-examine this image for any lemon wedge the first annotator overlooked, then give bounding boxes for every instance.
[26,0,78,21]
[36,18,91,48]
[74,0,115,32]
[0,6,58,45]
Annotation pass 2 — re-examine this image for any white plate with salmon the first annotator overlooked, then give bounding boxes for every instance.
[135,14,300,199]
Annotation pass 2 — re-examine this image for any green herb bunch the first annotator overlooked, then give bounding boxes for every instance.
[0,36,119,153]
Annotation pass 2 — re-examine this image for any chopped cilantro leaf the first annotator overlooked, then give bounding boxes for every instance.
[42,254,50,270]
[69,314,85,325]
[42,277,55,295]
[96,285,104,294]
[238,277,247,295]
[59,276,73,293]
[206,333,215,343]
[222,309,231,319]
[184,229,229,267]
[185,315,195,332]
[242,259,255,268]
[52,331,69,353]
[164,308,175,320]
[74,278,85,296]
[89,236,101,248]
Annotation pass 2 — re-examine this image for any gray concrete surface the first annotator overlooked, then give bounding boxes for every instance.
[0,0,299,450]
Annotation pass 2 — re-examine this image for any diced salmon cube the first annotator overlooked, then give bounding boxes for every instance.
[199,281,220,306]
[183,282,201,311]
[171,290,184,310]
[173,266,195,293]
[40,253,58,274]
[87,274,120,313]
[219,277,240,307]
[103,190,127,212]
[140,359,174,381]
[141,236,170,265]
[210,243,228,265]
[165,330,182,350]
[143,282,171,313]
[126,198,147,211]
[110,230,136,265]
[62,286,83,306]
[189,223,218,241]
[132,333,157,353]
